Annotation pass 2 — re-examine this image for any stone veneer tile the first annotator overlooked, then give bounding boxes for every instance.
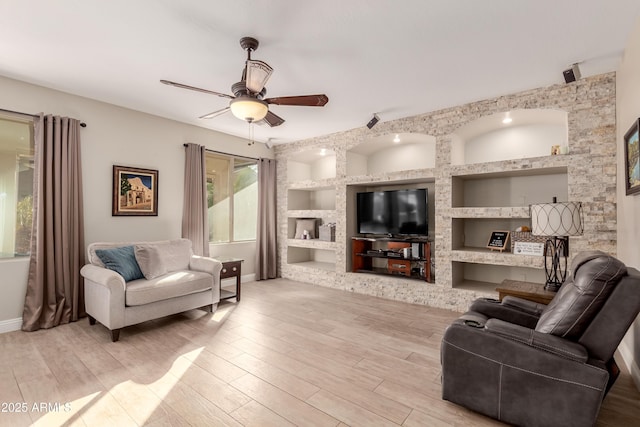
[275,73,616,313]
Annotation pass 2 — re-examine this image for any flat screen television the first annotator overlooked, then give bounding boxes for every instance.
[356,188,428,236]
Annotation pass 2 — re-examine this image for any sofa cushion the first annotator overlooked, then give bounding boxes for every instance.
[535,251,626,339]
[94,246,144,282]
[125,270,212,306]
[154,239,192,272]
[134,245,168,279]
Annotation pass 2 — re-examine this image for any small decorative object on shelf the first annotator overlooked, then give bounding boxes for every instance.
[295,218,317,239]
[319,223,336,241]
[511,226,546,255]
[531,197,583,291]
[487,230,510,252]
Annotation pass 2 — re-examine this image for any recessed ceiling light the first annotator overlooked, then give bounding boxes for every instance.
[320,148,327,156]
[502,115,512,124]
[393,134,400,143]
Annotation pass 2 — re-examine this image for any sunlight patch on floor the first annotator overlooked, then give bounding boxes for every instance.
[36,347,207,426]
[32,392,101,426]
[211,304,233,322]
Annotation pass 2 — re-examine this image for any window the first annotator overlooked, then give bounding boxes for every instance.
[0,114,35,258]
[205,153,258,243]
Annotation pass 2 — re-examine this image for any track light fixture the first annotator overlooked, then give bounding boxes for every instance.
[563,63,581,84]
[366,113,380,129]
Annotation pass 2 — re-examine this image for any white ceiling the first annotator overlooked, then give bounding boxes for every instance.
[1,1,639,145]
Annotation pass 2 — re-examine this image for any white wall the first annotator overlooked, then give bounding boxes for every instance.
[616,16,640,389]
[0,75,273,325]
[310,155,336,180]
[367,143,436,172]
[464,124,566,165]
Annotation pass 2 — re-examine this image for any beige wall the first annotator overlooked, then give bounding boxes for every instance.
[616,16,640,389]
[0,75,272,327]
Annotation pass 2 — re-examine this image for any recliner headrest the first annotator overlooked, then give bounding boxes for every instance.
[535,251,627,339]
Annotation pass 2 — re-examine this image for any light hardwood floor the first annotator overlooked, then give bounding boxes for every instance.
[1,278,639,426]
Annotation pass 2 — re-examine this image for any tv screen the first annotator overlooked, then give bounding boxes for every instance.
[357,189,428,236]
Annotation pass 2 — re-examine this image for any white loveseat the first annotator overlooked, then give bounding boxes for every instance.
[80,238,222,341]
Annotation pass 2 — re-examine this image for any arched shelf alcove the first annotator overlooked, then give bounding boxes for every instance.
[346,133,436,176]
[287,147,336,182]
[451,109,568,165]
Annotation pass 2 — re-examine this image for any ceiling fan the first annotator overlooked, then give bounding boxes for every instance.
[160,36,328,127]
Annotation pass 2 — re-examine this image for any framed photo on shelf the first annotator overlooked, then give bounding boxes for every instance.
[112,165,158,216]
[624,118,640,196]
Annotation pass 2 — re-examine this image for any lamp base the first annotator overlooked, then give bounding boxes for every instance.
[543,237,568,292]
[544,281,562,292]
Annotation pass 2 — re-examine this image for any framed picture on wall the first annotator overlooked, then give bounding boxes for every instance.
[112,165,158,216]
[624,118,640,196]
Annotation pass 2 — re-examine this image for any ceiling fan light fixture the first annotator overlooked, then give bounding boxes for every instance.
[246,60,273,93]
[230,97,268,122]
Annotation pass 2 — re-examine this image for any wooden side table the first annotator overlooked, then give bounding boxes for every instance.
[496,279,556,305]
[215,257,243,302]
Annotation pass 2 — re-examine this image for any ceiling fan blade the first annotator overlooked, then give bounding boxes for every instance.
[265,94,329,107]
[245,60,273,94]
[258,110,285,127]
[199,107,230,119]
[160,80,234,99]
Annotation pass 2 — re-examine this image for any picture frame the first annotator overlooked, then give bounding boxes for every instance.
[624,118,640,196]
[487,230,510,252]
[112,165,158,216]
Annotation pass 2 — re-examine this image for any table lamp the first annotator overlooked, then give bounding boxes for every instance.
[530,197,583,291]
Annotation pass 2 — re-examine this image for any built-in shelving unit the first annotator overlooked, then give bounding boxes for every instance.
[285,149,338,272]
[447,111,570,290]
[276,73,617,312]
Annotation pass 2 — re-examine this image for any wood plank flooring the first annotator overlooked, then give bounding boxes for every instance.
[1,278,639,426]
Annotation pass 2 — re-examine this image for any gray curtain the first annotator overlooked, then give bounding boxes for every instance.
[22,114,85,331]
[255,158,277,280]
[182,143,209,256]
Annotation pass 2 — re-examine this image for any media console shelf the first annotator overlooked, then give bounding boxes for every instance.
[352,237,432,282]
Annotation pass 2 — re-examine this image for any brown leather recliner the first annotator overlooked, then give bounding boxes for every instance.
[441,251,640,427]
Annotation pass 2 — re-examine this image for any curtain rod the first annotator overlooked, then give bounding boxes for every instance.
[182,143,260,161]
[0,108,87,127]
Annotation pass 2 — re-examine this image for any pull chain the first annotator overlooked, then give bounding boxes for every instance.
[248,121,255,145]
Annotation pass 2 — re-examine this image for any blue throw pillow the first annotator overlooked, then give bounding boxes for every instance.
[95,246,144,282]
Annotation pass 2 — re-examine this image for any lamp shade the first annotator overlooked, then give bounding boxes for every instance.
[531,201,583,236]
[230,97,268,122]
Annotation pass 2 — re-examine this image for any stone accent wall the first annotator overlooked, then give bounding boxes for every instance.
[275,73,617,312]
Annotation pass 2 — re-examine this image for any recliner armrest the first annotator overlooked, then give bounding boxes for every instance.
[502,296,546,316]
[469,297,540,329]
[485,318,588,362]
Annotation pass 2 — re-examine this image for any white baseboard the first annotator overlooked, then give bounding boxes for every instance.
[619,339,640,392]
[0,317,22,334]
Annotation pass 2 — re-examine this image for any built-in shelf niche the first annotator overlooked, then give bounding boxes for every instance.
[346,133,436,176]
[452,261,546,291]
[451,169,568,208]
[287,148,336,182]
[287,215,335,239]
[287,246,336,271]
[287,188,336,211]
[452,218,530,250]
[451,109,568,165]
